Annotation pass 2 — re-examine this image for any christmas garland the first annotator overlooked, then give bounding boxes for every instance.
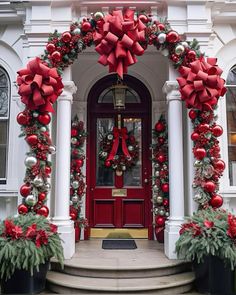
[16,8,226,216]
[69,116,88,228]
[99,127,139,174]
[151,116,169,242]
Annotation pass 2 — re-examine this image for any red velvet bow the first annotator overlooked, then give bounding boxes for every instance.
[94,9,147,79]
[17,57,64,113]
[107,127,131,161]
[176,57,227,110]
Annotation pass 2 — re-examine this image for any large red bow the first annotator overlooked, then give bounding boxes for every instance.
[177,57,227,110]
[107,127,131,161]
[94,9,147,79]
[17,57,64,113]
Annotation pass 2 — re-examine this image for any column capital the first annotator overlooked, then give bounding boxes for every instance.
[58,81,77,103]
[163,81,181,103]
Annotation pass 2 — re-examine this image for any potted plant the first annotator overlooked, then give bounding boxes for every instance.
[0,213,64,294]
[74,217,88,242]
[176,206,236,295]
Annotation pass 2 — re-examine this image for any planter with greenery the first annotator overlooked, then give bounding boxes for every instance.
[176,206,236,295]
[0,213,64,294]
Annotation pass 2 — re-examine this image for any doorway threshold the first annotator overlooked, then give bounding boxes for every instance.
[90,228,148,239]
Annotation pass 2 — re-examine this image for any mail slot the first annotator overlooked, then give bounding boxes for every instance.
[112,189,127,197]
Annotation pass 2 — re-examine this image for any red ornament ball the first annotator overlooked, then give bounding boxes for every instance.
[198,123,209,133]
[187,50,197,60]
[212,125,223,137]
[158,137,165,145]
[81,21,92,32]
[161,183,169,193]
[37,205,49,217]
[76,159,84,168]
[156,154,166,163]
[209,194,223,208]
[18,204,29,214]
[38,192,47,201]
[166,31,179,43]
[20,184,31,197]
[105,160,111,167]
[61,31,72,43]
[214,160,226,171]
[71,129,78,137]
[46,43,56,53]
[155,122,165,132]
[191,132,200,141]
[171,54,179,63]
[51,51,61,62]
[155,216,166,227]
[17,112,29,125]
[26,134,38,146]
[194,148,206,160]
[204,181,216,193]
[38,113,51,125]
[163,198,169,207]
[188,110,197,120]
[157,23,165,31]
[70,212,77,221]
[44,166,52,175]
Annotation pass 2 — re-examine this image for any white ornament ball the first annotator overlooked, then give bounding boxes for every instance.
[102,152,108,158]
[73,28,81,35]
[158,33,166,44]
[71,137,78,145]
[33,112,39,118]
[107,134,113,140]
[159,209,165,216]
[33,176,44,187]
[155,171,160,177]
[72,180,79,189]
[25,194,37,206]
[121,165,126,171]
[94,11,104,20]
[24,155,37,168]
[165,212,169,217]
[49,145,56,154]
[175,44,185,55]
[40,127,47,132]
[156,196,163,204]
[128,145,134,151]
[153,185,159,192]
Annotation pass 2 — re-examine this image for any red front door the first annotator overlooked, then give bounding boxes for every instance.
[87,75,152,236]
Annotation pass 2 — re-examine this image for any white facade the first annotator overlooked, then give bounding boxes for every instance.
[0,0,236,259]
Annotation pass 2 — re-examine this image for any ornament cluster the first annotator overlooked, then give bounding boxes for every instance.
[99,128,139,175]
[17,110,55,217]
[69,116,88,227]
[189,108,225,208]
[151,116,169,242]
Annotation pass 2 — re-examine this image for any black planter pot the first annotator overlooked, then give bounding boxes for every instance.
[1,261,49,294]
[194,255,236,295]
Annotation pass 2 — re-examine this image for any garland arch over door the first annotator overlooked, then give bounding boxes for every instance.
[86,74,152,238]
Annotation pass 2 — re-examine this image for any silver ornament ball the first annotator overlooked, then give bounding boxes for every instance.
[72,195,78,203]
[107,134,113,140]
[175,44,185,55]
[159,209,165,216]
[43,182,51,192]
[33,112,39,118]
[71,137,78,145]
[40,126,47,132]
[94,11,104,20]
[157,33,166,44]
[165,212,169,217]
[128,145,134,151]
[156,196,163,204]
[72,180,79,189]
[25,194,37,207]
[73,28,81,35]
[49,145,56,154]
[121,165,126,171]
[155,171,160,177]
[33,176,44,187]
[24,155,37,168]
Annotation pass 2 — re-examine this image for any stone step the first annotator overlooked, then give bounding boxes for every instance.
[46,270,195,294]
[51,259,190,279]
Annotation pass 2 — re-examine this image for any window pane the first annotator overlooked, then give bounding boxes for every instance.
[123,118,142,186]
[96,118,115,186]
[98,88,141,104]
[0,68,9,118]
[0,121,7,178]
[226,67,236,85]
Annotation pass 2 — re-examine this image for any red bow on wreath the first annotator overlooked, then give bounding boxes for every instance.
[94,9,146,79]
[177,57,227,111]
[17,57,64,113]
[107,127,131,161]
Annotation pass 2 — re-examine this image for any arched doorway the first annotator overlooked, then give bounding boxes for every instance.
[86,74,152,239]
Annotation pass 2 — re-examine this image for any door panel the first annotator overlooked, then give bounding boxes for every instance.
[122,199,145,227]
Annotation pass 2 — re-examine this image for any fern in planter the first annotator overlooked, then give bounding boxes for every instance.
[0,213,64,281]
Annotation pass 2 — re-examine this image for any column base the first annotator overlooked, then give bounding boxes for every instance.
[164,217,184,259]
[53,217,75,259]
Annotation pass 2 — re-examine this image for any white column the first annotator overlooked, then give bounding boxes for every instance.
[163,81,185,259]
[53,81,77,259]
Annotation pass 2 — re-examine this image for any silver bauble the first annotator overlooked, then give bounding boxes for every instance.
[107,134,113,140]
[73,28,81,35]
[102,151,108,158]
[33,112,39,118]
[40,126,47,132]
[157,33,166,44]
[70,174,74,179]
[165,212,170,217]
[24,155,37,168]
[153,185,159,192]
[162,164,167,170]
[25,194,37,206]
[94,11,104,20]
[72,180,79,189]
[43,182,51,192]
[155,171,160,177]
[121,165,126,171]
[175,44,185,55]
[156,196,163,204]
[159,209,165,216]
[33,176,44,187]
[71,137,78,145]
[154,207,159,215]
[72,195,78,203]
[154,163,160,169]
[49,145,56,154]
[194,160,202,168]
[128,145,134,151]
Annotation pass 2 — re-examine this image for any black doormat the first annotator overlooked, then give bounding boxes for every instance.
[102,239,137,250]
